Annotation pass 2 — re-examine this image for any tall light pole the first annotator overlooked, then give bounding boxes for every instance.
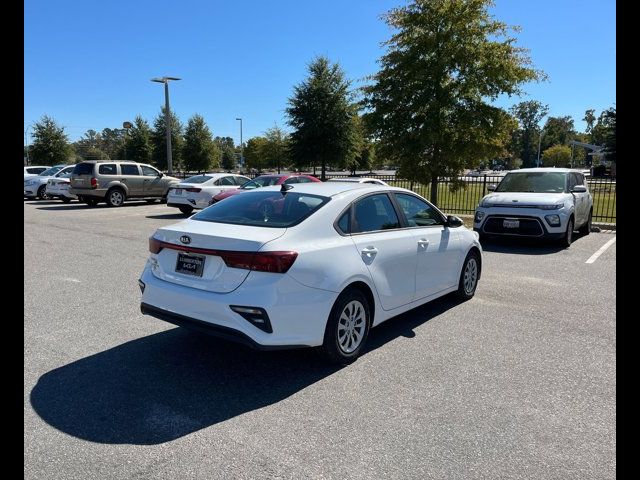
[236,117,243,168]
[24,124,33,165]
[151,76,181,174]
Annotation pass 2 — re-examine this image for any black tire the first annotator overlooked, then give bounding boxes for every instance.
[455,250,481,301]
[61,197,72,203]
[319,289,371,365]
[578,210,592,235]
[106,188,126,207]
[179,205,194,215]
[85,198,99,207]
[37,185,49,200]
[560,217,574,248]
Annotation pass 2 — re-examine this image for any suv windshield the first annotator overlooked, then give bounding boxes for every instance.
[193,191,330,228]
[40,166,63,176]
[241,176,282,189]
[496,172,566,193]
[183,175,213,184]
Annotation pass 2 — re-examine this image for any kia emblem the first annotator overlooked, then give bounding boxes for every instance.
[180,235,191,245]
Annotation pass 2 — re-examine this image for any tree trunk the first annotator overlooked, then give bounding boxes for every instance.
[430,177,438,206]
[321,161,326,181]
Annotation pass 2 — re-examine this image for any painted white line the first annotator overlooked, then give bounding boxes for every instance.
[586,236,616,264]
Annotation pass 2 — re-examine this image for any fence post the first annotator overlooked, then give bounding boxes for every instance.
[482,174,487,196]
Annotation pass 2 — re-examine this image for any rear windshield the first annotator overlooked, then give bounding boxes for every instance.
[241,176,281,189]
[40,166,63,176]
[26,167,47,174]
[183,175,213,184]
[73,163,94,175]
[192,191,330,228]
[496,172,566,193]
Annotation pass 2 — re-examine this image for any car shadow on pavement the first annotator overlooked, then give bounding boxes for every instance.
[146,212,190,219]
[29,296,458,445]
[36,201,156,211]
[479,234,587,255]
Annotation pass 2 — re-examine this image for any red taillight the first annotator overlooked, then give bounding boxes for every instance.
[90,177,98,189]
[220,251,297,273]
[149,236,163,254]
[185,188,201,193]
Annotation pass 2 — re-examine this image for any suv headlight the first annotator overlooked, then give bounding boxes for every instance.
[538,204,563,210]
[474,211,485,223]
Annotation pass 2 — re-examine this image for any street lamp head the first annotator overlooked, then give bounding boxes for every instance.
[151,76,182,83]
[236,117,242,121]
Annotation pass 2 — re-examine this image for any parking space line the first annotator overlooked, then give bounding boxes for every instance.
[586,236,616,264]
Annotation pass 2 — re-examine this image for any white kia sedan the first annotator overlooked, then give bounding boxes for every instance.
[474,168,593,247]
[139,182,482,364]
[166,173,251,215]
[45,172,76,202]
[24,165,75,200]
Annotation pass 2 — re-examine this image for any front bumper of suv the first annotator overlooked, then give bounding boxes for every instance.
[473,207,570,239]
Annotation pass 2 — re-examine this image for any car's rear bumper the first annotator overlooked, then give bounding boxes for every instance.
[69,188,106,198]
[139,262,337,348]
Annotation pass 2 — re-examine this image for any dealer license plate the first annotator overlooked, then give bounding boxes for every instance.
[175,252,205,277]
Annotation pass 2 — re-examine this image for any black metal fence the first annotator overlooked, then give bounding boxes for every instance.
[171,170,616,224]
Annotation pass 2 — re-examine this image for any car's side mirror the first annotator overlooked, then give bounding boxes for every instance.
[571,185,587,193]
[446,215,463,228]
[158,172,164,178]
[487,184,496,192]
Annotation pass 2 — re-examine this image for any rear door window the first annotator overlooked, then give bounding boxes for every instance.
[121,164,140,175]
[218,176,235,186]
[352,194,400,233]
[98,164,117,175]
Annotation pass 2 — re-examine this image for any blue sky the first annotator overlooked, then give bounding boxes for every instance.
[24,0,615,144]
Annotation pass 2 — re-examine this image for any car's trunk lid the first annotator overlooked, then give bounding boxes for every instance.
[151,220,286,293]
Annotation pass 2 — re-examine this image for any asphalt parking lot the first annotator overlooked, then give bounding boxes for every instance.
[24,199,616,480]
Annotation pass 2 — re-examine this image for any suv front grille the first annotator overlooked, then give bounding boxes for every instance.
[483,216,544,236]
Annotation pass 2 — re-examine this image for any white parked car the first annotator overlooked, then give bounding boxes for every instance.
[139,182,482,364]
[327,177,389,186]
[474,168,593,247]
[166,173,251,215]
[24,165,75,200]
[24,166,49,180]
[45,172,76,202]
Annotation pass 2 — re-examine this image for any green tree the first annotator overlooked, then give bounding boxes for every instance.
[214,136,235,150]
[127,115,153,164]
[30,115,73,165]
[220,145,236,171]
[243,136,269,172]
[286,56,359,180]
[541,144,572,167]
[363,0,543,204]
[100,128,126,159]
[602,107,616,163]
[541,116,576,152]
[183,114,219,172]
[151,108,184,170]
[583,109,596,134]
[509,101,549,168]
[262,125,290,173]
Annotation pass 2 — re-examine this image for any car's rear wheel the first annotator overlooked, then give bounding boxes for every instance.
[455,250,481,301]
[179,205,193,215]
[37,185,49,200]
[560,217,574,248]
[578,210,592,235]
[106,188,125,207]
[320,289,371,365]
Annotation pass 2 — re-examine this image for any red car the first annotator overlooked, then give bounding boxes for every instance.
[210,174,321,205]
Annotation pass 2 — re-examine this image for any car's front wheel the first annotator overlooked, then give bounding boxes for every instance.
[560,217,574,248]
[320,289,371,365]
[455,250,481,301]
[179,205,193,215]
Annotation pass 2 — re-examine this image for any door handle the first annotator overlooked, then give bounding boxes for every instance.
[361,246,378,257]
[418,238,430,247]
